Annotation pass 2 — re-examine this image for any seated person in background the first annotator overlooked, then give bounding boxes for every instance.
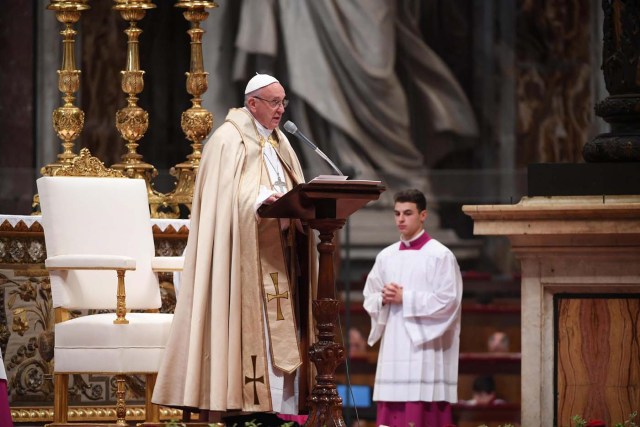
[487,331,510,353]
[462,375,506,406]
[348,327,367,358]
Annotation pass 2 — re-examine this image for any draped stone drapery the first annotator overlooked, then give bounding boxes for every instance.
[201,0,478,202]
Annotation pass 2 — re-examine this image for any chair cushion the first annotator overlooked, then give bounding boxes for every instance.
[54,313,173,373]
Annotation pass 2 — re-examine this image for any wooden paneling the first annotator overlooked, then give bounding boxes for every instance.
[459,303,521,353]
[557,297,640,426]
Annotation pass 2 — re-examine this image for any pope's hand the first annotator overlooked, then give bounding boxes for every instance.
[263,192,284,205]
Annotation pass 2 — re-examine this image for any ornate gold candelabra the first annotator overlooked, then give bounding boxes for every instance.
[111,0,157,184]
[41,0,91,177]
[148,0,217,218]
[37,1,217,219]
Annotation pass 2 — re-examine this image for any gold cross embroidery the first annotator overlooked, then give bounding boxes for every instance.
[266,272,289,321]
[244,354,265,405]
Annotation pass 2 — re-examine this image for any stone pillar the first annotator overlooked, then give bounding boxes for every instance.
[463,195,640,427]
[583,0,640,161]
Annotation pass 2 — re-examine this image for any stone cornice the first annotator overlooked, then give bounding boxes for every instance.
[462,196,640,237]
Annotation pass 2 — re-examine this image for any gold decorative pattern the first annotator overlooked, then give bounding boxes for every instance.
[114,270,129,325]
[10,405,182,423]
[41,0,91,177]
[266,272,289,321]
[36,2,220,220]
[54,148,126,178]
[0,220,46,265]
[152,0,218,219]
[111,0,158,186]
[516,0,591,164]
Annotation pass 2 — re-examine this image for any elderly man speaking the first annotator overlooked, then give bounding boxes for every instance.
[153,74,315,423]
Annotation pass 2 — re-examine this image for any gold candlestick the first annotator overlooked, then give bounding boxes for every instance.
[41,0,91,177]
[156,0,217,218]
[111,0,157,183]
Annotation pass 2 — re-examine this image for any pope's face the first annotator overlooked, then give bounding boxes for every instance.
[247,83,286,130]
[394,201,427,240]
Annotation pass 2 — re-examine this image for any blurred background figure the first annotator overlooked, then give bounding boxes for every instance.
[348,327,368,359]
[463,375,506,406]
[487,331,510,353]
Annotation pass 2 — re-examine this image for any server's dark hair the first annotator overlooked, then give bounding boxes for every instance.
[394,189,427,212]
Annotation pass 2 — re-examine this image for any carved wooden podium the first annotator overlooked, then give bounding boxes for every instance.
[259,180,385,427]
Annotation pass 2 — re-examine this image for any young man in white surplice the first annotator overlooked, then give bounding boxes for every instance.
[363,188,463,427]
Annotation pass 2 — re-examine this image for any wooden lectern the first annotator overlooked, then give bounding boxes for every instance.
[259,180,385,427]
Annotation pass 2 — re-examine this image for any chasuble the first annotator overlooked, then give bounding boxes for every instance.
[152,108,316,413]
[363,232,462,403]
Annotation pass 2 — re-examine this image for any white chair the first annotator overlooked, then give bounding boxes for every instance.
[37,175,183,426]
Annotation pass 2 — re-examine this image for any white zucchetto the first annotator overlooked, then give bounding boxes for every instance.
[245,73,279,94]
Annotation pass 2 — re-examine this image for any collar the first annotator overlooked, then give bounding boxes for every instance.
[243,107,274,141]
[399,230,431,251]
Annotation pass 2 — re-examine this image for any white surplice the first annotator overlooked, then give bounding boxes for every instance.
[363,232,462,403]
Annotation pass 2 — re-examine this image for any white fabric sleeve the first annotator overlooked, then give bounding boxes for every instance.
[402,252,462,345]
[254,184,291,230]
[362,258,390,346]
[254,185,276,223]
[255,185,275,211]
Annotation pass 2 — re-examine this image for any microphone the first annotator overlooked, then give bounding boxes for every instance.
[283,121,344,176]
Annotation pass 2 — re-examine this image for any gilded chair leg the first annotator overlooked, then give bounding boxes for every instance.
[53,373,69,424]
[115,374,127,426]
[145,373,160,423]
[114,270,129,325]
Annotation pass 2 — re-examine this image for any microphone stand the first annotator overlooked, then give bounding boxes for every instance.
[284,121,345,176]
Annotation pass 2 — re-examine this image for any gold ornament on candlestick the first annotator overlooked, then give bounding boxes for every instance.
[41,0,91,177]
[36,1,218,220]
[153,0,217,218]
[111,0,157,184]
